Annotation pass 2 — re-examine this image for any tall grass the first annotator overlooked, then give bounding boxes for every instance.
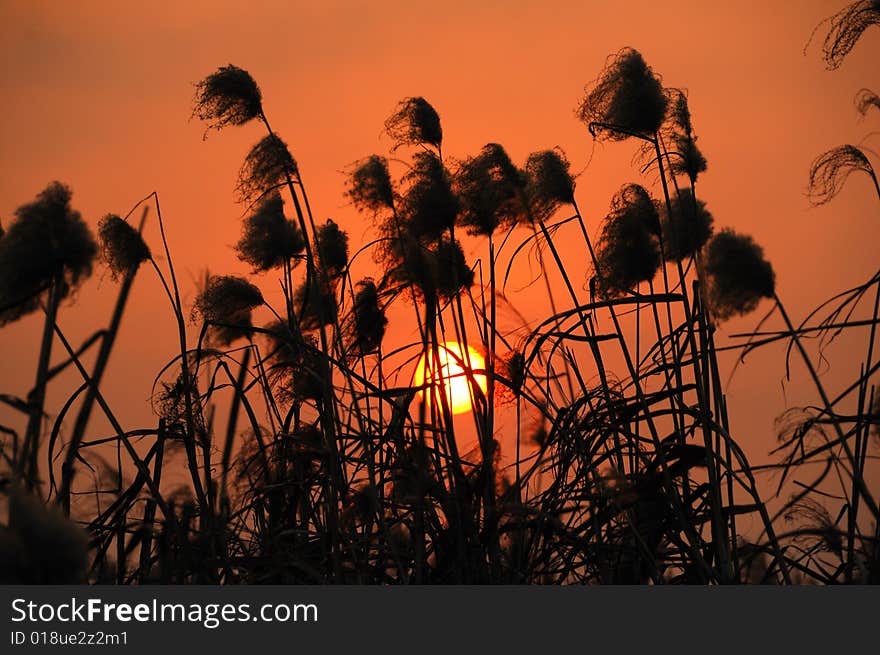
[0,2,878,584]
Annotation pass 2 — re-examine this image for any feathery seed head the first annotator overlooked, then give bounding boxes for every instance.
[593,184,661,297]
[193,275,264,346]
[235,134,298,206]
[659,188,714,261]
[98,214,150,279]
[524,148,576,223]
[192,64,263,132]
[807,144,875,206]
[235,191,304,272]
[400,151,459,242]
[577,48,668,141]
[346,155,395,215]
[704,229,775,320]
[385,96,443,151]
[455,143,527,236]
[0,182,96,325]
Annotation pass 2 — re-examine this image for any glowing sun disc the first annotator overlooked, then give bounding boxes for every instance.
[414,341,487,415]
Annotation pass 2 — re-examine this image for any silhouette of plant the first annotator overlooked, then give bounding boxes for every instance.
[235,192,304,272]
[807,144,878,205]
[0,182,96,325]
[384,96,443,151]
[704,229,775,320]
[593,184,661,297]
[98,214,151,279]
[192,64,263,132]
[577,48,668,141]
[812,0,880,70]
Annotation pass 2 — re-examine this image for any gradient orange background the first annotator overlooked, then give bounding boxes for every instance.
[1,1,877,516]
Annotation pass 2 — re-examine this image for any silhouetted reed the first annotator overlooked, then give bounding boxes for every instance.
[704,229,775,320]
[5,33,879,586]
[263,322,323,402]
[807,144,878,205]
[455,143,527,235]
[192,64,263,132]
[0,181,96,325]
[855,87,880,117]
[524,149,576,223]
[577,48,668,140]
[662,90,707,183]
[813,0,880,70]
[659,188,714,262]
[384,96,443,151]
[98,214,151,279]
[346,155,396,214]
[400,151,459,242]
[293,276,337,330]
[236,134,299,206]
[193,275,264,346]
[235,192,304,272]
[347,279,387,355]
[315,219,349,279]
[593,184,661,297]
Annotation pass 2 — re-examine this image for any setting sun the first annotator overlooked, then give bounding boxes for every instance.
[413,342,487,415]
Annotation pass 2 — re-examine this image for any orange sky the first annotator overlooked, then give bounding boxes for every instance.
[1,0,878,514]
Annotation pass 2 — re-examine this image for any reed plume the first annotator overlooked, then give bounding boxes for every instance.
[98,214,151,279]
[704,229,775,320]
[385,96,443,151]
[455,143,527,235]
[0,181,96,325]
[524,148,576,222]
[235,191,304,272]
[593,184,661,297]
[807,144,877,205]
[193,275,264,346]
[400,152,459,242]
[192,64,263,132]
[346,155,396,215]
[813,0,880,70]
[577,47,668,140]
[236,134,299,206]
[659,188,714,261]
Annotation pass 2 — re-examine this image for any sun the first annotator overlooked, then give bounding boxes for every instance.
[414,341,487,415]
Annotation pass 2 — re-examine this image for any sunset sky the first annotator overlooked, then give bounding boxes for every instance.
[1,0,877,508]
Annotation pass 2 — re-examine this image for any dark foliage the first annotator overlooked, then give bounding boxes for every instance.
[235,192,305,272]
[455,143,528,236]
